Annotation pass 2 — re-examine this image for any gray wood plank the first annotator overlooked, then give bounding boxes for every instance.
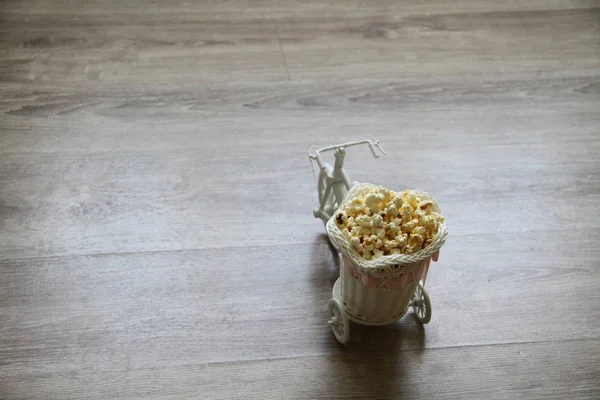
[1,338,599,399]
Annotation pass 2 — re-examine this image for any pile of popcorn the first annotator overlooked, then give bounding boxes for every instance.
[334,186,444,260]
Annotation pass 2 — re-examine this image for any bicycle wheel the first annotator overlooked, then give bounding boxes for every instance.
[328,298,350,344]
[412,283,432,324]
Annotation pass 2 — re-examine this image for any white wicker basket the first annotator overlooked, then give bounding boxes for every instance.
[340,255,421,324]
[326,183,448,325]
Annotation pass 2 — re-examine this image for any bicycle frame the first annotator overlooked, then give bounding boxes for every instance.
[316,149,353,220]
[310,139,385,223]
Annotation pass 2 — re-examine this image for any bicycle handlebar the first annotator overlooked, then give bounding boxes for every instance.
[308,139,386,169]
[368,142,378,158]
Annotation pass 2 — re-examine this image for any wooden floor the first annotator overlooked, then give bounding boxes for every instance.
[1,0,599,398]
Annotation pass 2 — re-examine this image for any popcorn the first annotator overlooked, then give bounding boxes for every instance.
[362,250,372,260]
[402,190,420,209]
[419,200,435,213]
[380,187,394,204]
[402,219,418,234]
[356,215,371,228]
[334,186,444,260]
[395,233,408,248]
[384,240,398,251]
[363,238,375,252]
[365,193,385,213]
[412,226,426,237]
[430,212,445,224]
[370,214,384,229]
[335,211,348,226]
[406,233,424,254]
[350,226,362,236]
[350,236,362,249]
[372,249,384,259]
[401,203,414,222]
[349,197,365,212]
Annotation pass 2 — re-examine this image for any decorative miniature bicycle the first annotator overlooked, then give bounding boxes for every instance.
[309,140,448,344]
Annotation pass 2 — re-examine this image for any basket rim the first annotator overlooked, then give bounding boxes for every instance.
[325,183,448,275]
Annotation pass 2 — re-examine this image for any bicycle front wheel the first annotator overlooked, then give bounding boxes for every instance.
[318,167,340,224]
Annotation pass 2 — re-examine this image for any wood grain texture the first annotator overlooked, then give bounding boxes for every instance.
[1,0,599,399]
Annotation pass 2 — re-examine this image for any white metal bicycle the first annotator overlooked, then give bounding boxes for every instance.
[309,139,387,225]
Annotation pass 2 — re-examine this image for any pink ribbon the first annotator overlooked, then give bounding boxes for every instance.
[344,251,440,289]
